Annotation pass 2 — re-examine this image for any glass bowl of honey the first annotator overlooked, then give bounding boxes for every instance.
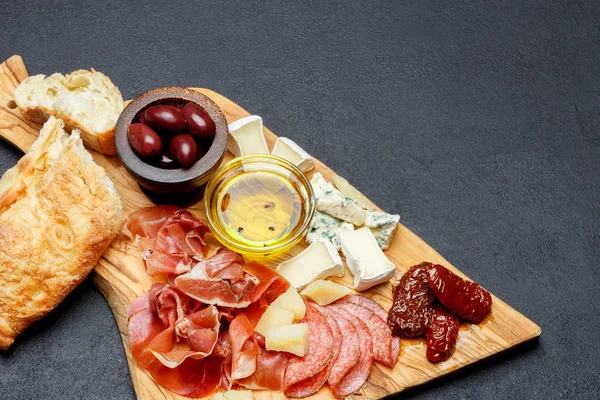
[204,154,315,257]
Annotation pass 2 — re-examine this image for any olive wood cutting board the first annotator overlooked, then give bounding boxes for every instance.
[0,55,541,399]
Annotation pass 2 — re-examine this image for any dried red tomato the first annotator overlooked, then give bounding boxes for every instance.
[387,262,436,337]
[426,306,460,362]
[426,264,492,323]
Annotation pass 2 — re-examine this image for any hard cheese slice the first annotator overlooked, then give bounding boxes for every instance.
[271,286,306,321]
[276,238,344,290]
[340,227,396,291]
[271,137,314,172]
[300,279,350,306]
[227,115,269,157]
[255,305,295,336]
[265,323,309,357]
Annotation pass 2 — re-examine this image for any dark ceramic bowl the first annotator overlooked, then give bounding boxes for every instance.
[115,87,229,203]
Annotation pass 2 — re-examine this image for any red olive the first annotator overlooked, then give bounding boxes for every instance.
[128,123,162,159]
[137,109,147,125]
[157,152,179,169]
[169,134,197,168]
[145,105,186,132]
[182,102,216,139]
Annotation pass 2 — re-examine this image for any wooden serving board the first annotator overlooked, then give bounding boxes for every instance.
[0,55,541,399]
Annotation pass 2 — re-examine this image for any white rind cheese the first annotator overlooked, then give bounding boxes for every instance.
[227,115,269,157]
[306,210,354,250]
[311,173,366,226]
[276,238,344,290]
[340,227,396,291]
[365,210,400,250]
[271,137,314,172]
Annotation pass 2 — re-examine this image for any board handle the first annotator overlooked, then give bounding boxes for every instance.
[0,55,40,153]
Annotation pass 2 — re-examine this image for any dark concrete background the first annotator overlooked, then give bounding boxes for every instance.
[1,1,598,399]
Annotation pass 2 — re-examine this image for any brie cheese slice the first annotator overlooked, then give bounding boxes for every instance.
[311,173,366,226]
[340,227,396,291]
[271,137,314,172]
[276,238,344,290]
[227,115,269,157]
[365,210,400,250]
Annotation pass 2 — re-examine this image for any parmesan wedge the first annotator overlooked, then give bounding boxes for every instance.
[255,305,295,336]
[265,323,309,357]
[300,280,350,306]
[270,286,306,320]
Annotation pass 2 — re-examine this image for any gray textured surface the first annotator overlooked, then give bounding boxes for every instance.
[0,1,599,399]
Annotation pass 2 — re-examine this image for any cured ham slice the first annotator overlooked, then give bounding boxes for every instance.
[284,302,334,390]
[146,357,224,398]
[127,282,224,397]
[123,206,209,276]
[323,308,360,389]
[335,294,400,367]
[237,349,289,392]
[285,304,342,398]
[175,249,290,308]
[230,314,259,380]
[324,307,373,398]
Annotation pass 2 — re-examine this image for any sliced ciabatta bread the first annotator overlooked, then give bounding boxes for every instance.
[0,117,123,349]
[13,69,124,155]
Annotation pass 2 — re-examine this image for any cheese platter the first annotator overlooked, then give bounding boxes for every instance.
[0,55,541,399]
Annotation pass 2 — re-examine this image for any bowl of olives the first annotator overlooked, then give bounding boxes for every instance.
[115,87,228,201]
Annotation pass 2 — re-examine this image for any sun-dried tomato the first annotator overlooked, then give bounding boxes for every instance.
[426,264,492,323]
[387,262,436,337]
[426,306,460,362]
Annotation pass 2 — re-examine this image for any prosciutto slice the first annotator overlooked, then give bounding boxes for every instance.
[175,249,290,308]
[125,206,295,398]
[229,314,259,380]
[123,206,209,276]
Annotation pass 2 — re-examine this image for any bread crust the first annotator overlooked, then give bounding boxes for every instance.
[13,69,122,156]
[0,117,122,349]
[20,105,117,155]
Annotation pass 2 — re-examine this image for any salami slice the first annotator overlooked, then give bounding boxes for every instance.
[335,295,400,366]
[285,305,342,398]
[284,302,334,389]
[326,307,373,398]
[331,303,396,367]
[323,308,361,389]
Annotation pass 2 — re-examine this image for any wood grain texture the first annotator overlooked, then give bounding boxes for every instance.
[0,55,541,399]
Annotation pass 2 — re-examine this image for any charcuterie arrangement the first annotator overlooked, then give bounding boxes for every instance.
[0,56,541,400]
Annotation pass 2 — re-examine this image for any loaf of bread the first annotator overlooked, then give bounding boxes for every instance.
[13,69,124,155]
[0,117,123,349]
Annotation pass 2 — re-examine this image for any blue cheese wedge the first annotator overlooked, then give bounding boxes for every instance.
[306,210,354,250]
[365,210,400,250]
[340,227,396,291]
[271,137,314,173]
[227,115,269,157]
[276,238,344,290]
[311,173,366,226]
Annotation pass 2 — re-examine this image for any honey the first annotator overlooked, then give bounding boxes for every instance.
[215,170,306,248]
